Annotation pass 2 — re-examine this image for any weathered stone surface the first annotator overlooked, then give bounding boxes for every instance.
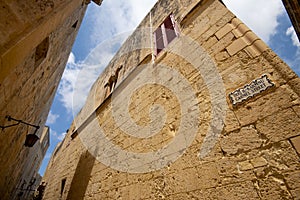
[285,171,300,194]
[205,181,259,200]
[256,108,300,142]
[290,135,300,155]
[218,157,256,185]
[234,85,299,126]
[293,105,300,118]
[215,50,230,62]
[262,49,298,82]
[221,125,262,155]
[289,77,300,96]
[226,37,249,56]
[215,23,234,39]
[256,176,293,200]
[41,0,300,199]
[0,0,91,199]
[251,157,268,168]
[238,160,253,171]
[249,140,300,173]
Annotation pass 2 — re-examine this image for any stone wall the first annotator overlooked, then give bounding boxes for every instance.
[0,0,91,199]
[43,0,300,199]
[14,127,50,200]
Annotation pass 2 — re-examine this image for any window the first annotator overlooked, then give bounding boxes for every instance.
[71,131,78,140]
[61,178,66,196]
[72,20,78,28]
[154,14,179,55]
[35,37,49,67]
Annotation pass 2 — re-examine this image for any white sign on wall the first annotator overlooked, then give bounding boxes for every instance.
[229,74,275,106]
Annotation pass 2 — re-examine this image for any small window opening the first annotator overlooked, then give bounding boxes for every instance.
[71,131,78,140]
[35,37,49,67]
[154,14,178,55]
[61,178,66,196]
[72,20,78,28]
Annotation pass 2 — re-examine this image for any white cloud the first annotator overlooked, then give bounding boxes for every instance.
[222,0,299,77]
[286,26,300,47]
[57,1,157,115]
[58,35,127,114]
[57,132,66,141]
[50,128,66,141]
[67,52,75,64]
[57,53,81,113]
[222,0,284,43]
[46,111,59,125]
[88,0,157,46]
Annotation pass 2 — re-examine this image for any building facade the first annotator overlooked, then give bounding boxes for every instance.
[0,0,102,199]
[14,127,50,200]
[43,0,300,199]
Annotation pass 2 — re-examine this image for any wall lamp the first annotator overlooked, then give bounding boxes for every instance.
[0,116,40,147]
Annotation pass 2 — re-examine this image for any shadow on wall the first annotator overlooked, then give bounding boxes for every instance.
[66,150,95,200]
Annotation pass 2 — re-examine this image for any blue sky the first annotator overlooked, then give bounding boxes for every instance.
[39,0,300,175]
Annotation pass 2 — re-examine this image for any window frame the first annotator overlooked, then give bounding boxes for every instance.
[154,14,179,55]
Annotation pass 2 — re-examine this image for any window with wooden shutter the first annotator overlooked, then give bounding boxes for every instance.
[154,14,179,55]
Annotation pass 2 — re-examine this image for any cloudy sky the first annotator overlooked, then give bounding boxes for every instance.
[39,0,300,175]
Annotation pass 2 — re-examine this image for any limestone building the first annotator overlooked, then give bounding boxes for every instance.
[14,127,50,200]
[0,0,102,199]
[43,0,300,199]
